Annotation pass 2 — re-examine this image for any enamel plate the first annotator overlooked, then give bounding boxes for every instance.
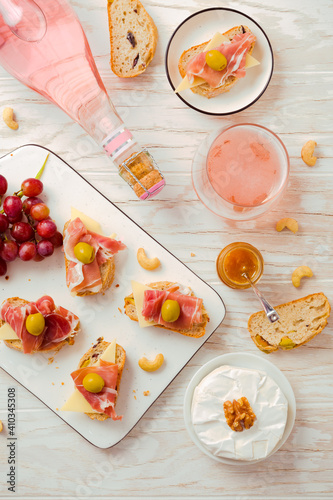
[165,8,274,115]
[183,352,296,464]
[0,145,226,448]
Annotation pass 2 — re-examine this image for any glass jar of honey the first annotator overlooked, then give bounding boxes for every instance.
[216,242,264,289]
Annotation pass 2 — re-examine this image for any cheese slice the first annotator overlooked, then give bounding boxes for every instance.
[131,280,158,328]
[0,323,19,340]
[60,339,116,413]
[175,32,260,93]
[71,207,103,235]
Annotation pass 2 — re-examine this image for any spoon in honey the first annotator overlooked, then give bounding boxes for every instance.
[242,273,280,323]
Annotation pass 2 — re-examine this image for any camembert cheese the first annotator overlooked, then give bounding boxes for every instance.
[61,339,116,413]
[175,32,260,94]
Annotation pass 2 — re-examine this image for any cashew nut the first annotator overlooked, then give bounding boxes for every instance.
[137,247,160,271]
[138,353,164,372]
[301,140,317,167]
[3,107,19,130]
[276,218,298,234]
[292,266,313,288]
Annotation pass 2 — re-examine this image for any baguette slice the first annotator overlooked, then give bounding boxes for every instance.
[178,25,256,99]
[248,293,331,353]
[78,338,126,421]
[107,0,158,77]
[124,281,209,338]
[63,220,115,297]
[0,297,79,353]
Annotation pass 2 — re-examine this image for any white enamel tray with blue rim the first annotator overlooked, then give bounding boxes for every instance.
[183,352,296,464]
[0,145,226,448]
[165,8,274,115]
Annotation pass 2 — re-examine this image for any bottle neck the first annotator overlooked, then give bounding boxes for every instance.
[101,125,137,166]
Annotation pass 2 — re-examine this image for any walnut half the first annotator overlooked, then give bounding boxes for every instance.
[223,397,256,432]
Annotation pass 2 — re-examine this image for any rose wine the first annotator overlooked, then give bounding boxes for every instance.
[0,0,165,199]
[207,124,288,207]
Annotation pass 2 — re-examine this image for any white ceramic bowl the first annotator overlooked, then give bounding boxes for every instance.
[165,8,274,115]
[183,352,296,464]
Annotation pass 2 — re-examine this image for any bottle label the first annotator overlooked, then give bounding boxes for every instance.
[102,126,133,161]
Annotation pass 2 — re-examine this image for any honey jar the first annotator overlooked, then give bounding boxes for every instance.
[216,242,264,289]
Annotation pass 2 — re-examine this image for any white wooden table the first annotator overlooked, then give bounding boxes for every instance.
[0,0,332,498]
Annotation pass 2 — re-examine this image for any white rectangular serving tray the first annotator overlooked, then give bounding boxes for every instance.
[0,144,226,448]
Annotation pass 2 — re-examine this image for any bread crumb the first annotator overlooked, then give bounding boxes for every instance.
[56,366,59,369]
[191,252,196,257]
[56,408,59,411]
[0,420,3,432]
[143,391,150,396]
[115,284,119,288]
[48,357,54,364]
[52,382,55,386]
[134,395,137,400]
[133,389,136,393]
[61,382,64,386]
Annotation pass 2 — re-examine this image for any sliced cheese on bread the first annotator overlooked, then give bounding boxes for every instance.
[175,32,260,94]
[0,323,19,340]
[70,207,103,235]
[61,339,116,413]
[131,280,157,327]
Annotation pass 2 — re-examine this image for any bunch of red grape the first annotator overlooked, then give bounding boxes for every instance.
[0,169,63,277]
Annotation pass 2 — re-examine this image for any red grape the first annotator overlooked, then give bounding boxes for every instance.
[21,178,43,197]
[30,203,50,221]
[37,239,54,257]
[0,257,7,276]
[0,213,9,233]
[7,212,23,224]
[19,241,37,261]
[11,222,34,243]
[1,240,18,261]
[3,196,23,218]
[22,196,42,215]
[33,253,44,262]
[0,175,8,196]
[47,231,63,248]
[36,219,57,239]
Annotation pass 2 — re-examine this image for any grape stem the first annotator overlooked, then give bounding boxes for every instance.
[15,154,50,198]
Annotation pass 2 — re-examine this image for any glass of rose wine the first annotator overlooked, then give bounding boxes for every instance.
[192,124,290,220]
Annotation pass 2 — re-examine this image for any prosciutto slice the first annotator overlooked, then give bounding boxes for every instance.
[71,360,122,420]
[186,32,256,89]
[63,218,126,295]
[0,296,79,354]
[142,289,203,330]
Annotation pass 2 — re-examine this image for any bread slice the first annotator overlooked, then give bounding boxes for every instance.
[63,220,115,297]
[248,293,331,353]
[1,297,79,353]
[124,281,209,338]
[178,25,256,99]
[107,0,158,77]
[78,338,126,421]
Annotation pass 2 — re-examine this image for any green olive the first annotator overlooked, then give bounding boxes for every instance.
[74,242,95,264]
[26,313,45,336]
[82,373,105,393]
[205,50,228,71]
[161,299,180,323]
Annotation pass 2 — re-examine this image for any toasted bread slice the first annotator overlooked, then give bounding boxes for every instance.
[78,338,126,421]
[178,25,255,99]
[248,293,331,353]
[124,281,209,338]
[63,220,115,297]
[107,0,158,77]
[0,297,79,353]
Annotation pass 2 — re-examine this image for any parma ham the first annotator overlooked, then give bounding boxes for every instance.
[63,217,126,294]
[186,32,256,89]
[0,296,79,354]
[142,289,203,330]
[71,360,121,420]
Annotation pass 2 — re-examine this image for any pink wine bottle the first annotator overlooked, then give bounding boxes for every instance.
[0,0,165,199]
